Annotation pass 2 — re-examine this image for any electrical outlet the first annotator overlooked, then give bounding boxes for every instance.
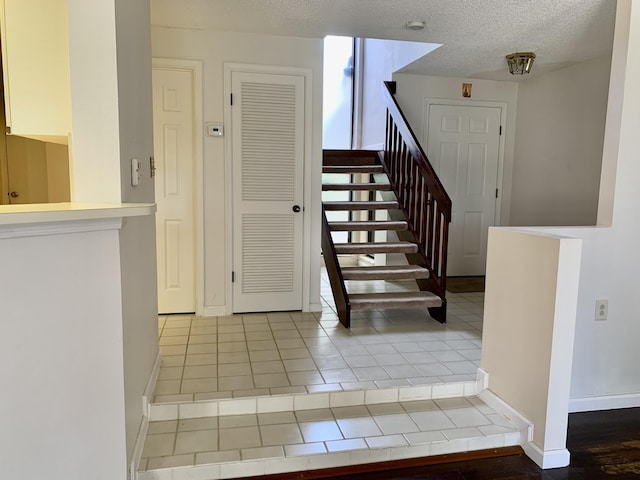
[595,299,608,321]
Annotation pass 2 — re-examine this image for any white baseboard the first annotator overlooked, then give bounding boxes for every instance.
[202,305,227,317]
[130,415,149,480]
[476,367,489,392]
[132,351,161,480]
[307,302,323,312]
[142,350,162,416]
[478,388,572,469]
[569,392,640,413]
[522,441,570,469]
[477,389,533,444]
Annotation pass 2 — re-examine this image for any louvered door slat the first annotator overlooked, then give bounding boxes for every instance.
[232,71,304,313]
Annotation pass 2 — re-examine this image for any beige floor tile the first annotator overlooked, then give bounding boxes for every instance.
[182,365,217,379]
[218,375,254,391]
[299,420,343,442]
[158,367,183,381]
[251,360,285,374]
[254,373,290,389]
[159,336,189,346]
[218,362,252,377]
[185,354,217,366]
[283,358,317,372]
[178,417,218,432]
[217,342,247,353]
[218,352,250,364]
[260,423,303,446]
[147,454,194,470]
[174,429,218,454]
[219,414,258,428]
[180,378,218,394]
[258,411,297,425]
[142,433,174,458]
[188,334,217,345]
[187,344,217,355]
[155,379,181,395]
[249,350,281,362]
[219,426,261,450]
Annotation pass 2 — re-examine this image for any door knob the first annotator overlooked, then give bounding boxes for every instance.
[9,191,18,198]
[292,205,301,213]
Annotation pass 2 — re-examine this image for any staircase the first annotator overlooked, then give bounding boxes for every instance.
[322,151,442,326]
[321,82,452,328]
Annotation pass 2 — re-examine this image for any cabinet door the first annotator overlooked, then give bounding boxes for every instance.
[0,0,72,137]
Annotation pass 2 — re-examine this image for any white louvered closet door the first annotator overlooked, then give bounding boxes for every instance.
[231,71,305,313]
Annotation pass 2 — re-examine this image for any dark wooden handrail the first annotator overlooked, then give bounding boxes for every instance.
[381,81,452,311]
[321,205,351,327]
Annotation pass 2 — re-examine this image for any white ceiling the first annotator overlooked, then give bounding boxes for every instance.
[150,0,616,81]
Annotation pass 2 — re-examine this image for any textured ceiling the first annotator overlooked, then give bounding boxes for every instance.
[150,0,616,81]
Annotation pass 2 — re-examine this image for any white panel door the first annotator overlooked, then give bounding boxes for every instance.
[231,71,304,313]
[427,105,501,276]
[153,68,196,313]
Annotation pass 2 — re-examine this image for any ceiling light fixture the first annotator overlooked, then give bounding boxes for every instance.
[406,20,425,31]
[506,52,536,75]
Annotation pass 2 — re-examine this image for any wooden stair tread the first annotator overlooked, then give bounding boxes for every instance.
[334,242,418,254]
[329,220,407,231]
[323,165,384,174]
[322,183,392,191]
[322,150,380,166]
[323,200,399,211]
[342,265,429,280]
[349,292,442,310]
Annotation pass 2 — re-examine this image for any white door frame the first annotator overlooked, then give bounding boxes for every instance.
[224,63,314,315]
[152,57,205,316]
[423,98,507,227]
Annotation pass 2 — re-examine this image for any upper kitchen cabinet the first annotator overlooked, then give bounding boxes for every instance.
[0,0,72,141]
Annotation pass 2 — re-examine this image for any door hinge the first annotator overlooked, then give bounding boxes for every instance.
[499,125,502,136]
[232,271,235,283]
[230,93,233,106]
[496,188,499,198]
[150,156,156,178]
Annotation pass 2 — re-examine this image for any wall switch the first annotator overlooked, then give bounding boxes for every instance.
[131,158,140,186]
[206,123,224,137]
[595,299,608,321]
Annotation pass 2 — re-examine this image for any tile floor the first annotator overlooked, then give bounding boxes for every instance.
[139,396,520,477]
[153,273,484,403]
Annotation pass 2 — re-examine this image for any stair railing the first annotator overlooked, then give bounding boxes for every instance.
[321,205,351,327]
[381,81,452,317]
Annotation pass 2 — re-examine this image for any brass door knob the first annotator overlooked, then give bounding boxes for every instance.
[9,191,18,198]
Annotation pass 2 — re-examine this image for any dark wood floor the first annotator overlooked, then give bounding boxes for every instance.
[254,408,640,480]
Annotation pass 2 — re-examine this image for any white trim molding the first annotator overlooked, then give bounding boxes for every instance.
[223,62,315,315]
[569,393,640,413]
[152,58,205,316]
[203,305,228,317]
[423,98,508,227]
[522,442,571,470]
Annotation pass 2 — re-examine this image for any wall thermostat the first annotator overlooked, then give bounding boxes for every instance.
[207,123,224,137]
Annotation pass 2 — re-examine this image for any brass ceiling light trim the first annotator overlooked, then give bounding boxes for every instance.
[405,20,425,31]
[506,52,536,75]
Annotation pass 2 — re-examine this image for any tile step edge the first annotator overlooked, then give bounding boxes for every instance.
[138,431,521,480]
[149,381,478,421]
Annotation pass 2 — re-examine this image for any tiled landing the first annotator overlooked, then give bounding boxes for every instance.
[154,290,484,403]
[138,395,520,480]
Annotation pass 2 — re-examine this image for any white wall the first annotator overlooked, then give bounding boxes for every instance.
[482,227,581,467]
[515,0,640,411]
[357,39,438,150]
[510,56,611,226]
[68,0,158,467]
[151,27,324,313]
[392,73,518,225]
[113,0,159,460]
[0,227,127,480]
